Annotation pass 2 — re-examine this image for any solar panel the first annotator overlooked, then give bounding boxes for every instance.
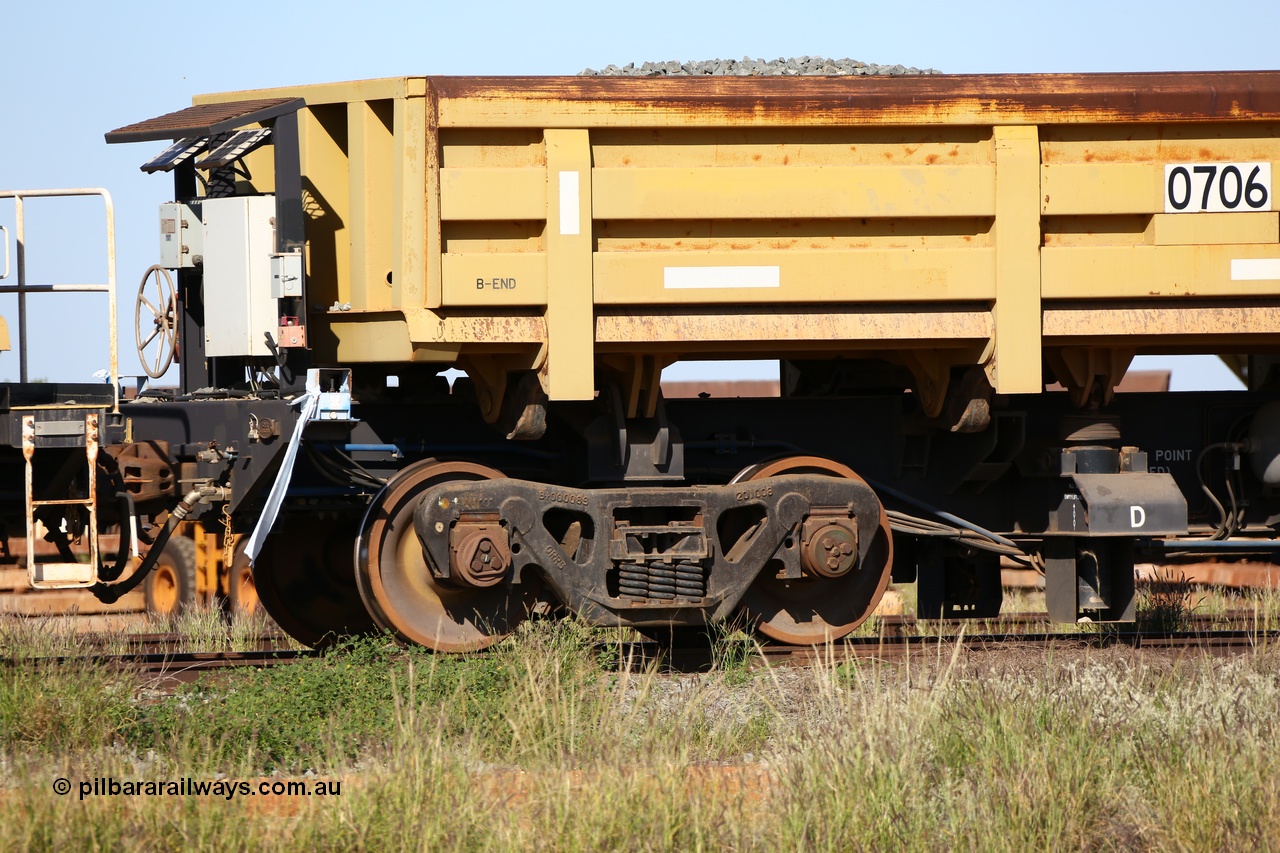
[196,128,273,170]
[140,137,209,173]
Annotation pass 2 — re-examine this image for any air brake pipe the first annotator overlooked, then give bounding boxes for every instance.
[690,440,1021,550]
[338,442,563,461]
[90,486,204,604]
[93,491,137,582]
[863,477,1026,553]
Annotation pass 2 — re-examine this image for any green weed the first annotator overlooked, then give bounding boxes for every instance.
[1136,568,1196,633]
[6,614,1280,850]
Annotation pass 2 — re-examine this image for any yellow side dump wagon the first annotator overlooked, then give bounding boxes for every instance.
[9,72,1280,649]
[172,73,1280,418]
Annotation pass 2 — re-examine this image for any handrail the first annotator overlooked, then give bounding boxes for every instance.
[0,189,119,412]
[0,225,9,280]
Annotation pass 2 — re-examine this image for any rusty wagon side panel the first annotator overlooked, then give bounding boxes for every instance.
[182,73,1280,417]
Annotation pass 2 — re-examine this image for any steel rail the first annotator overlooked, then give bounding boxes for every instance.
[6,624,1277,679]
[650,626,1280,671]
[0,648,320,686]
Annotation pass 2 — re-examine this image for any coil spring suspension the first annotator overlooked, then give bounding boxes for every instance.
[617,559,706,600]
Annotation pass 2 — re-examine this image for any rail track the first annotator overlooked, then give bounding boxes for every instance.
[65,629,294,654]
[743,627,1280,670]
[5,614,1279,685]
[3,648,321,686]
[0,630,307,685]
[875,609,1276,637]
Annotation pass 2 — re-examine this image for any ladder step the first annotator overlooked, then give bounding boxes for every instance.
[23,412,101,590]
[28,561,96,588]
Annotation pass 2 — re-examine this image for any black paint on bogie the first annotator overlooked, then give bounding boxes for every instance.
[5,382,1271,645]
[412,473,888,630]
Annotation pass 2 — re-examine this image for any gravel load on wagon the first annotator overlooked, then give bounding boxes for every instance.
[580,57,940,76]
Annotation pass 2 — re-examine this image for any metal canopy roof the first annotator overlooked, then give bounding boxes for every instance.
[104,97,303,144]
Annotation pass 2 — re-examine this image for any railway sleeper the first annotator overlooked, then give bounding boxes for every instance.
[411,474,889,630]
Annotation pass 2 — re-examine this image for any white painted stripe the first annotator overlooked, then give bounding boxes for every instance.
[558,171,580,236]
[1231,258,1280,281]
[663,266,781,289]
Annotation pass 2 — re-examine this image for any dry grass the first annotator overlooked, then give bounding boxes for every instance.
[3,614,1280,850]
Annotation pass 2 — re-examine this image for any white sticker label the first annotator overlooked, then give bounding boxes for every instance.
[558,171,580,236]
[1164,162,1271,213]
[663,266,781,289]
[1130,505,1146,529]
[1232,258,1280,281]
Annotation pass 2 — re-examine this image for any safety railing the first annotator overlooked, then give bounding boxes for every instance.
[0,188,119,412]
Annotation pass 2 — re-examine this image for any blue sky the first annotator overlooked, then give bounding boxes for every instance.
[3,0,1278,387]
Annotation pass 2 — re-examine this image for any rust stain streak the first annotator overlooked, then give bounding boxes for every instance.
[431,72,1280,126]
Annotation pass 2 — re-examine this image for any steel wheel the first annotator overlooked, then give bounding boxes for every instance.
[734,456,894,644]
[252,515,377,648]
[355,459,539,652]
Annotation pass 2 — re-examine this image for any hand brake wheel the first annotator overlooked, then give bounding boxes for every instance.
[135,264,178,379]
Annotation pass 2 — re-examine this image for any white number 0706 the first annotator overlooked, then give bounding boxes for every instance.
[1165,162,1271,213]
